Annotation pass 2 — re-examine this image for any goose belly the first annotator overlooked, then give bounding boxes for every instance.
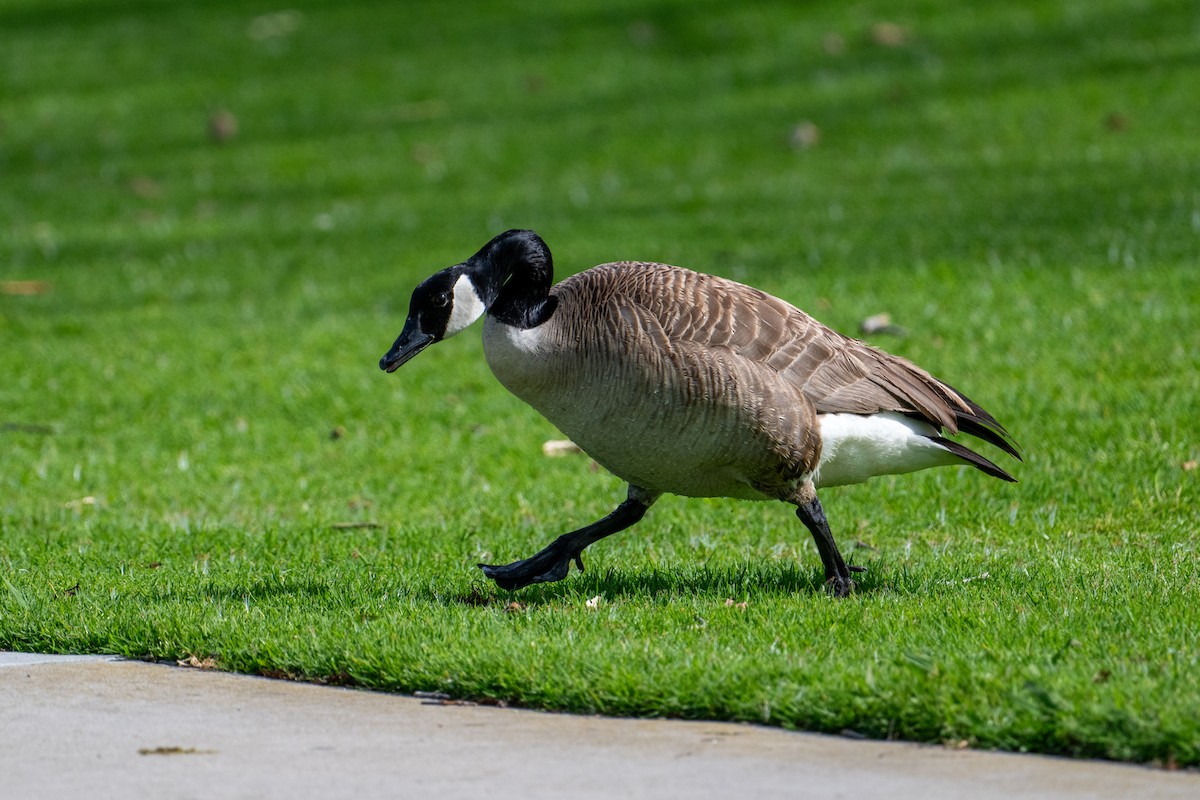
[558,401,772,501]
[813,412,959,488]
[482,319,773,500]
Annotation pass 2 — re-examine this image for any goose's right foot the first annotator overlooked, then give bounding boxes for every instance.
[477,492,652,593]
[795,492,864,599]
[479,544,582,591]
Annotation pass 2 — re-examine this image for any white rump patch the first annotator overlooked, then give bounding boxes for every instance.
[814,411,961,488]
[443,273,487,338]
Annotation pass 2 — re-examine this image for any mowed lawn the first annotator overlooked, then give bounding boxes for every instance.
[2,0,1198,766]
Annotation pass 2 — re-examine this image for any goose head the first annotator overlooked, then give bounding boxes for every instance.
[379,230,555,372]
[378,264,489,372]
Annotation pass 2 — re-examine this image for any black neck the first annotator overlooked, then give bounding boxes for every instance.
[469,229,558,329]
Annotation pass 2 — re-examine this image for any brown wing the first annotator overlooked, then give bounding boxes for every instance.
[566,261,1019,461]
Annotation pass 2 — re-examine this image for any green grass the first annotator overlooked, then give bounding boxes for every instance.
[3,0,1199,767]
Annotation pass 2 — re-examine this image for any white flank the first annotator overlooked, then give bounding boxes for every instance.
[814,411,961,488]
[443,274,488,338]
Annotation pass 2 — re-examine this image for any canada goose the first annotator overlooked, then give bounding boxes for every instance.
[380,230,1019,596]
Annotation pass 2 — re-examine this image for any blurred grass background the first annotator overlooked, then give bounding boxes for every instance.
[2,0,1198,765]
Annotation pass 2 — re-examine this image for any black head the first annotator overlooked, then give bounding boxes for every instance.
[379,230,556,373]
[378,265,486,373]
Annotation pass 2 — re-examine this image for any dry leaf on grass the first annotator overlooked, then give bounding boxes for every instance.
[64,496,100,510]
[208,109,238,143]
[129,176,162,199]
[177,655,218,670]
[790,121,820,150]
[1,280,52,296]
[542,439,584,457]
[870,22,909,47]
[859,313,907,336]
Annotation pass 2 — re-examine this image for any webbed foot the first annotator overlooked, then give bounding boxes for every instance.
[825,575,855,597]
[795,492,868,599]
[824,565,866,598]
[479,548,585,591]
[478,493,652,592]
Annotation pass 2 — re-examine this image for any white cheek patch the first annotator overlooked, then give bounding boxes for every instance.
[443,273,488,338]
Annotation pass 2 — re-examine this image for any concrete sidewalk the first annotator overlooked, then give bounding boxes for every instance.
[2,652,1195,799]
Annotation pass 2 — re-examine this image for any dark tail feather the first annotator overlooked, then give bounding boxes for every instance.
[931,436,1017,483]
[929,379,1022,461]
[955,411,1022,461]
[901,404,1022,462]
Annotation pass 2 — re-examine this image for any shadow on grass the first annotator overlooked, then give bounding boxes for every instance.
[145,577,337,606]
[443,559,887,607]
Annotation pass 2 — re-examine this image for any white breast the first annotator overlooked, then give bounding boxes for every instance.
[480,317,554,392]
[814,411,960,488]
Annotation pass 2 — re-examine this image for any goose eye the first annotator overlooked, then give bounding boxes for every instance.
[432,293,451,308]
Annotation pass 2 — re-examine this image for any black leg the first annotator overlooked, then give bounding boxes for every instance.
[795,494,864,598]
[479,487,655,591]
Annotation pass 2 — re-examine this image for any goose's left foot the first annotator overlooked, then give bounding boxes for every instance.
[479,494,651,592]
